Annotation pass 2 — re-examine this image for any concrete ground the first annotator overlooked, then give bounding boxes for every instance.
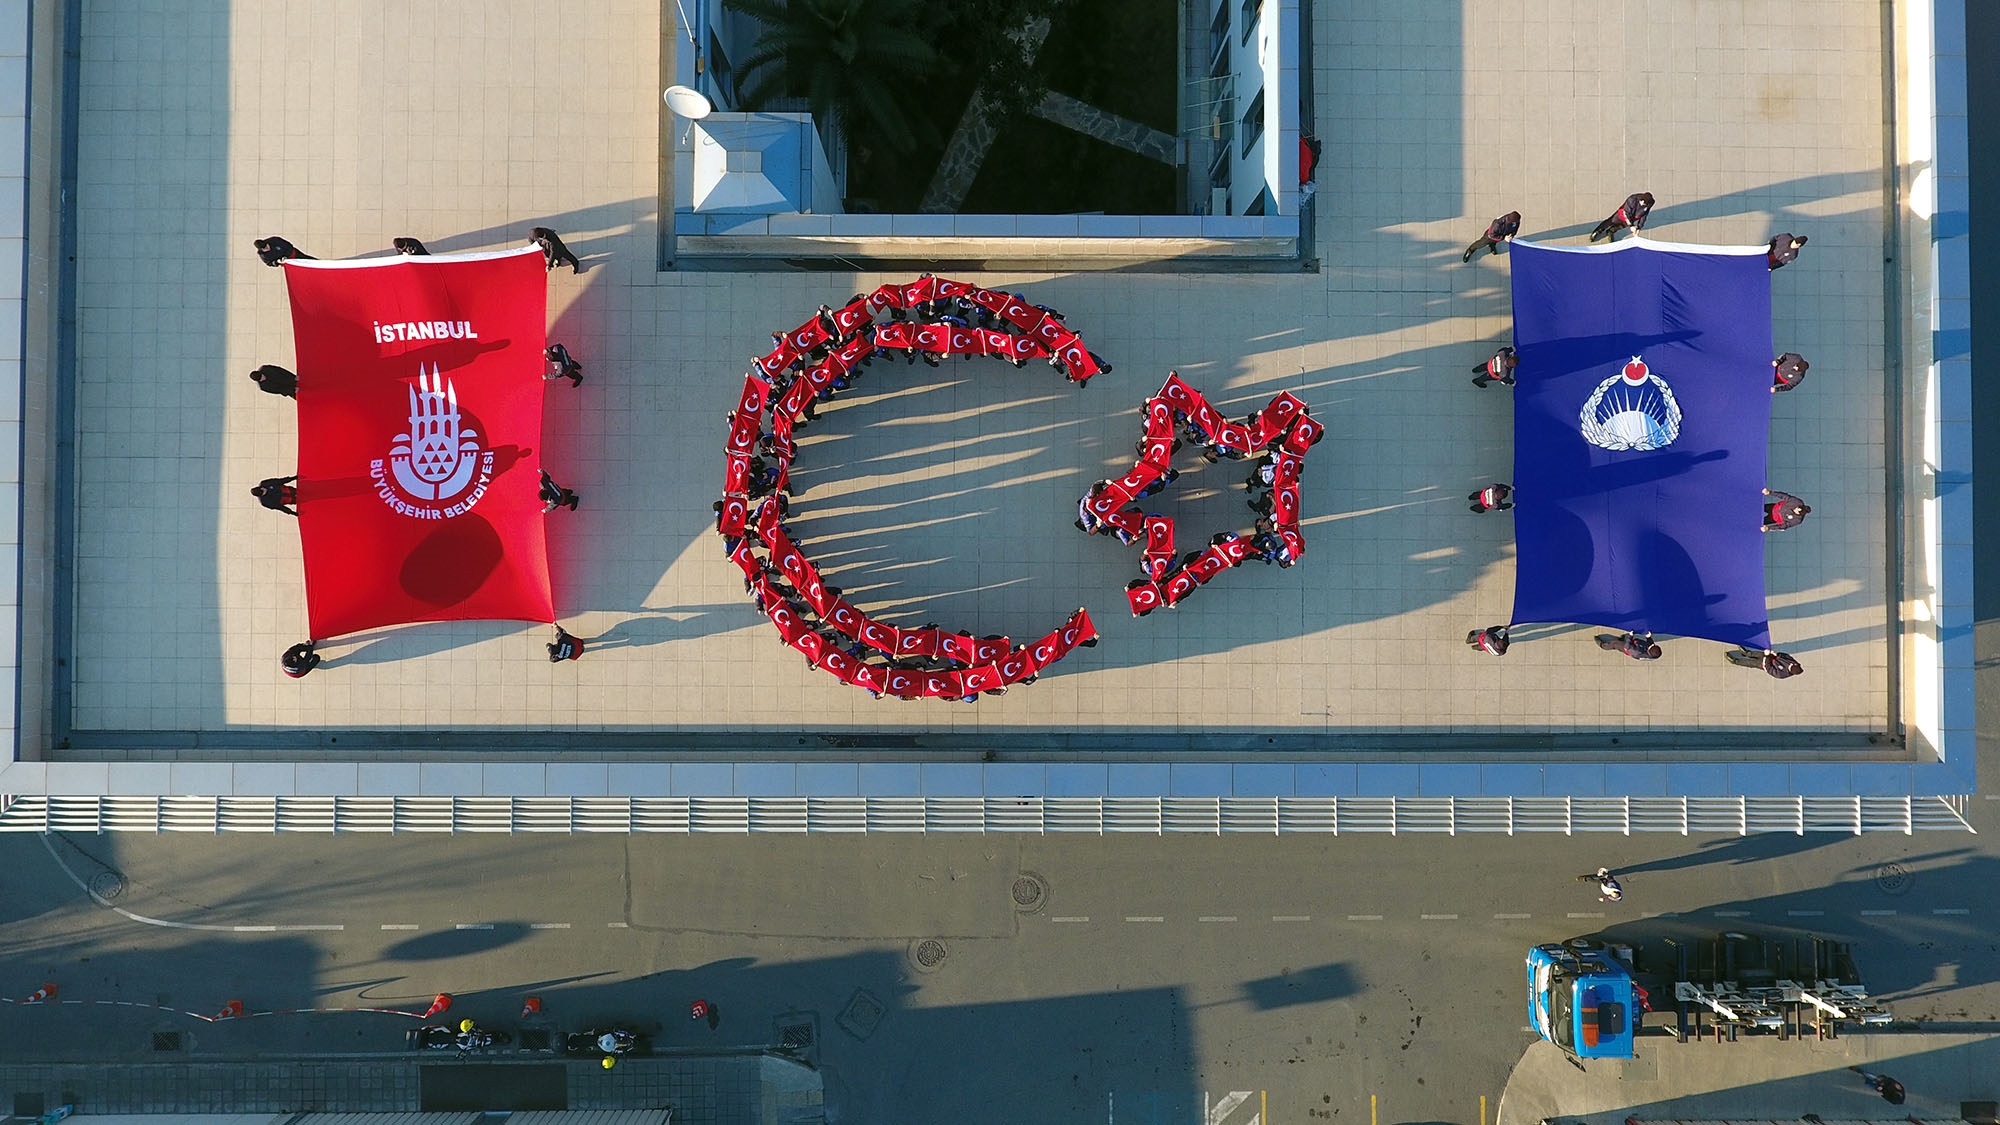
[63,0,1895,737]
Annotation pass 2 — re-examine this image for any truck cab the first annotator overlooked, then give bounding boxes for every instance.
[1526,941,1637,1059]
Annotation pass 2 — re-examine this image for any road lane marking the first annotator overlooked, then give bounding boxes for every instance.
[1347,914,1383,921]
[530,923,571,929]
[454,923,495,930]
[1494,913,1532,919]
[276,924,345,931]
[607,922,630,928]
[1199,916,1238,923]
[1933,908,1970,915]
[1272,915,1311,922]
[1051,916,1090,923]
[231,925,276,932]
[1421,913,1459,920]
[381,924,419,930]
[1567,912,1605,919]
[1786,910,1824,917]
[1860,909,1897,916]
[1714,910,1752,917]
[1125,916,1165,923]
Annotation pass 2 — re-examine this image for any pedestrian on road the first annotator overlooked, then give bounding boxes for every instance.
[392,236,430,255]
[1767,233,1808,271]
[1726,647,1804,679]
[530,226,582,273]
[547,626,584,663]
[252,475,299,516]
[1472,346,1518,388]
[539,469,579,512]
[1463,210,1522,262]
[254,236,313,265]
[1469,482,1514,513]
[1467,624,1510,656]
[1772,353,1809,392]
[1596,632,1662,660]
[1762,488,1810,531]
[1848,1068,1906,1105]
[1578,867,1623,902]
[280,641,320,679]
[250,364,297,397]
[545,343,584,386]
[1589,191,1656,242]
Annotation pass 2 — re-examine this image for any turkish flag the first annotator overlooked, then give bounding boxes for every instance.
[284,247,553,639]
[1126,581,1163,615]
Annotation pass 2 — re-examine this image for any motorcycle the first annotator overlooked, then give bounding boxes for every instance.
[563,1026,648,1057]
[409,1024,458,1051]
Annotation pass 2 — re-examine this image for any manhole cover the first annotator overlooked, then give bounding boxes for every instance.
[89,871,126,901]
[151,1030,181,1052]
[1012,872,1049,913]
[1875,862,1913,895]
[909,938,949,972]
[836,989,884,1041]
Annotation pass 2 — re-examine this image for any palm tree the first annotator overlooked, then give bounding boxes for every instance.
[723,0,942,154]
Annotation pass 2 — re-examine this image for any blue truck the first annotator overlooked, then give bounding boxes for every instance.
[1526,940,1639,1059]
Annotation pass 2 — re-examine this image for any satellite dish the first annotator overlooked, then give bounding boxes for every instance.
[663,85,713,120]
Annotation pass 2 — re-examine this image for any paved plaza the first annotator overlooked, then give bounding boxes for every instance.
[63,0,1896,740]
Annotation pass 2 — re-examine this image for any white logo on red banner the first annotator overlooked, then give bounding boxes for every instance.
[371,364,493,519]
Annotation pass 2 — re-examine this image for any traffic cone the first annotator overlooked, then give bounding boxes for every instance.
[22,982,55,1004]
[521,996,541,1017]
[216,999,243,1020]
[418,993,451,1019]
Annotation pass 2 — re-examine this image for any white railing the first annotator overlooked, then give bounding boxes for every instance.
[0,794,1972,834]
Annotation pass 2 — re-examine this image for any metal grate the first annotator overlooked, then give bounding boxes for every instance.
[0,793,1974,834]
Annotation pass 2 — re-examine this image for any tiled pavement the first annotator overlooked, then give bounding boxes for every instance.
[63,0,1894,740]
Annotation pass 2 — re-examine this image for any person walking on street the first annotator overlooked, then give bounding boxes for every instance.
[392,236,430,256]
[1847,1068,1906,1105]
[1470,482,1514,513]
[281,641,320,679]
[1767,233,1808,271]
[1771,353,1809,392]
[1463,210,1522,262]
[250,364,297,397]
[1589,191,1656,242]
[1472,345,1518,388]
[539,469,579,512]
[252,476,299,516]
[1596,632,1662,660]
[530,226,582,273]
[254,236,313,265]
[1726,647,1804,679]
[1467,625,1510,656]
[1578,867,1623,902]
[545,343,584,386]
[1762,488,1810,531]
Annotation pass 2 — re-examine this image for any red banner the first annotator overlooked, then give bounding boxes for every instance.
[284,247,554,638]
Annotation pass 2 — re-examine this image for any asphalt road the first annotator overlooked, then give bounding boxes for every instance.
[5,808,1999,1124]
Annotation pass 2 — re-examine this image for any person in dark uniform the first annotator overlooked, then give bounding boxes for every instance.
[392,236,430,255]
[1472,346,1518,388]
[1466,625,1510,655]
[1596,631,1662,660]
[1761,488,1809,530]
[1771,353,1809,392]
[539,469,580,512]
[1469,482,1514,513]
[252,476,299,516]
[280,641,320,679]
[1462,210,1522,262]
[250,365,297,397]
[530,226,582,273]
[545,343,584,386]
[1589,191,1655,242]
[547,626,584,663]
[1726,647,1804,678]
[1767,233,1808,270]
[254,236,313,265]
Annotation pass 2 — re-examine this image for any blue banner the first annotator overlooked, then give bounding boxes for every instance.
[1509,238,1774,648]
